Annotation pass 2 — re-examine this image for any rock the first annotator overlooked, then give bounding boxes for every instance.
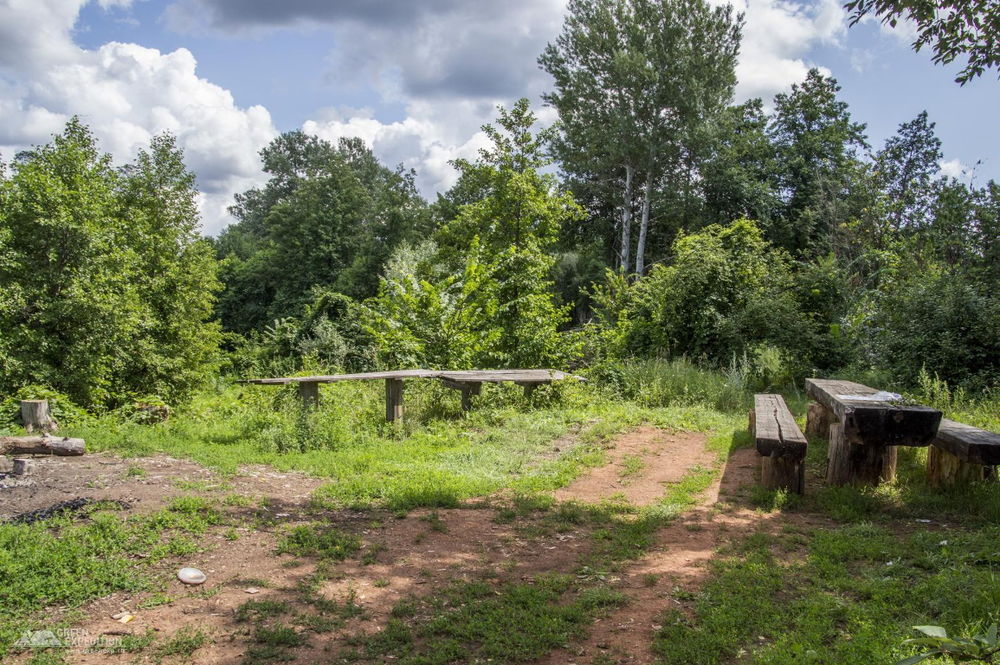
[177,567,206,585]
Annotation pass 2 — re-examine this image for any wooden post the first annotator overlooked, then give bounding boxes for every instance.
[826,423,897,486]
[761,455,805,494]
[385,379,404,422]
[927,445,990,488]
[298,382,319,410]
[805,401,833,439]
[522,383,538,399]
[460,382,481,411]
[21,400,56,433]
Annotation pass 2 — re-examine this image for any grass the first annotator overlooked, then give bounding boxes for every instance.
[0,501,228,657]
[276,524,362,561]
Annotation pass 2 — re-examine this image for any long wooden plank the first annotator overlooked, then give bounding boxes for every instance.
[932,419,1000,465]
[753,394,807,458]
[243,369,583,385]
[805,378,941,447]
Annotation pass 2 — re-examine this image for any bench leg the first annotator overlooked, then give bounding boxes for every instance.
[385,379,404,422]
[761,454,805,494]
[826,423,897,486]
[298,382,319,410]
[927,445,988,488]
[461,382,482,411]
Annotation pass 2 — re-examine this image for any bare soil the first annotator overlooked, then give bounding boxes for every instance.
[2,425,805,665]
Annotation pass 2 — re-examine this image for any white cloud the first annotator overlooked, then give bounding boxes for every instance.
[0,0,276,234]
[938,158,970,180]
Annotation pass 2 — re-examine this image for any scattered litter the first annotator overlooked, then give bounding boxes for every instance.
[916,519,932,523]
[939,540,948,546]
[112,611,135,624]
[836,391,902,402]
[244,588,260,594]
[177,567,206,585]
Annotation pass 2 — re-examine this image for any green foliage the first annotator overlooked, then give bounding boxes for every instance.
[592,219,831,372]
[1,385,89,428]
[276,524,362,561]
[895,624,1000,665]
[857,270,1000,390]
[846,0,1000,84]
[0,120,220,409]
[361,100,583,369]
[216,132,432,334]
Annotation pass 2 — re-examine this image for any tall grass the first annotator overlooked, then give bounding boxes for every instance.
[594,357,754,413]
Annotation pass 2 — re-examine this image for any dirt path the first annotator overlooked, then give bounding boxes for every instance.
[5,425,788,665]
[554,427,715,506]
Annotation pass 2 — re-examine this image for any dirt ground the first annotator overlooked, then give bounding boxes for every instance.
[1,426,810,665]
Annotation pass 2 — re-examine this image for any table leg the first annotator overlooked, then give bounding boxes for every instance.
[460,382,481,411]
[386,379,404,422]
[298,382,319,409]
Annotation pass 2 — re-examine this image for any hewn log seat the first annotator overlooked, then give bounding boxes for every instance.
[750,394,807,494]
[927,419,1000,487]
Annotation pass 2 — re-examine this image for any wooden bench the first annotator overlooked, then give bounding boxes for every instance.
[927,419,1000,487]
[750,394,807,494]
[805,378,942,486]
[242,369,584,422]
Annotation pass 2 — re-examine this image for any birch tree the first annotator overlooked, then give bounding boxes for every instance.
[540,0,741,274]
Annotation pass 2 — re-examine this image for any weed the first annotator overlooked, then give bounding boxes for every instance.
[155,626,208,659]
[236,600,291,622]
[276,524,361,561]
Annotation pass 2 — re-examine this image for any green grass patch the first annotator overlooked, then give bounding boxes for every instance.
[653,523,1000,664]
[276,524,362,561]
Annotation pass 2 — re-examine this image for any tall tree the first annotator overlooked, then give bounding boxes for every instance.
[875,110,942,230]
[768,69,869,256]
[540,0,742,274]
[0,120,220,407]
[216,132,431,333]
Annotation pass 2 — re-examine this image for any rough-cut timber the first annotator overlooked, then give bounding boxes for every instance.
[751,394,807,494]
[926,419,1000,487]
[20,400,56,433]
[1,434,85,456]
[385,379,404,422]
[245,369,585,420]
[806,378,941,486]
[805,401,835,439]
[805,378,941,447]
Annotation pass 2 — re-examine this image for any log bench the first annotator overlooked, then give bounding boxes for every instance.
[750,394,807,494]
[805,378,942,486]
[927,419,1000,487]
[242,369,584,422]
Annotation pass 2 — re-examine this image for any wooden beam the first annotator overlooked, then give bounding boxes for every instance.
[298,381,319,409]
[751,394,807,494]
[805,378,941,447]
[385,378,404,422]
[1,435,85,456]
[931,419,1000,466]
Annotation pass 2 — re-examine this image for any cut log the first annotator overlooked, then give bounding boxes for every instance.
[12,458,33,476]
[825,423,897,486]
[926,419,1000,488]
[805,401,834,439]
[1,434,85,456]
[752,394,807,494]
[21,399,57,433]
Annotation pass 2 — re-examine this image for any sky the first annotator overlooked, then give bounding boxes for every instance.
[1,0,997,235]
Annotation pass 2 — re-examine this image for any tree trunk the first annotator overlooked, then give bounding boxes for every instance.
[619,164,634,271]
[21,400,57,433]
[825,423,897,486]
[635,171,653,275]
[805,402,834,439]
[1,435,85,456]
[927,445,992,488]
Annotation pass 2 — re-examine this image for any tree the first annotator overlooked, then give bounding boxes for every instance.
[364,100,584,369]
[875,111,942,230]
[540,0,742,274]
[846,0,1000,84]
[0,120,220,408]
[768,69,869,256]
[216,132,431,333]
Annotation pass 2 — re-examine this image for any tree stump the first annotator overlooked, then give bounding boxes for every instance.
[826,423,897,486]
[805,401,834,439]
[21,400,57,433]
[12,458,33,476]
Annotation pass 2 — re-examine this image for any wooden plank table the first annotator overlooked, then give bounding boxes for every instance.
[242,369,584,422]
[805,378,942,485]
